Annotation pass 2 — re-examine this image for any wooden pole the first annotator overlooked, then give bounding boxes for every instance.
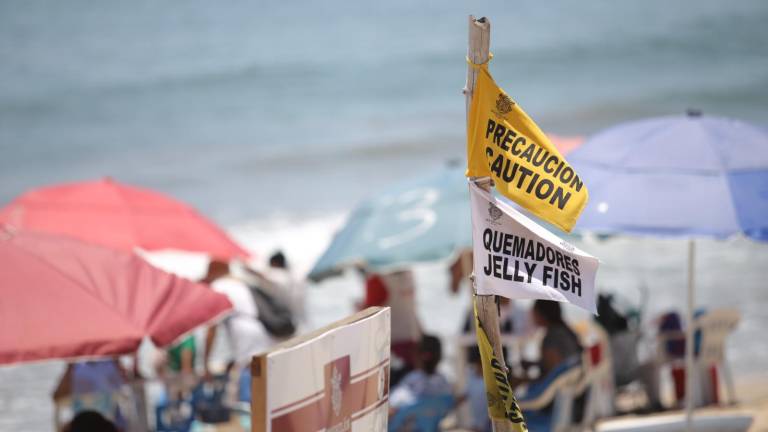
[465,15,512,432]
[465,16,490,121]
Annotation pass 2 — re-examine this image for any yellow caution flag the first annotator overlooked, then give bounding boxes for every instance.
[466,60,588,232]
[474,298,528,431]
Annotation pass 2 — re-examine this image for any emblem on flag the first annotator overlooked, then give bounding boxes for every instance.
[493,93,515,117]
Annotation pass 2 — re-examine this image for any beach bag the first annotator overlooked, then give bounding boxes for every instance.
[192,376,230,424]
[246,284,296,338]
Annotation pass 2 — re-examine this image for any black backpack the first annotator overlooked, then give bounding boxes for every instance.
[246,284,296,338]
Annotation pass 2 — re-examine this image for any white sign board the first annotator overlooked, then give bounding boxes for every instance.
[251,307,391,432]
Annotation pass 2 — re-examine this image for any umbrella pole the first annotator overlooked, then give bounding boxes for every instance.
[685,238,696,431]
[465,15,512,432]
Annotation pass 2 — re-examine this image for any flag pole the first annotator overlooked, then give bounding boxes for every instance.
[465,15,512,432]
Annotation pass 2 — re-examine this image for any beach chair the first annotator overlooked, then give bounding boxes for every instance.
[583,327,616,422]
[553,340,616,432]
[388,394,455,432]
[516,357,583,432]
[517,330,616,432]
[655,313,688,406]
[655,308,740,407]
[693,308,740,406]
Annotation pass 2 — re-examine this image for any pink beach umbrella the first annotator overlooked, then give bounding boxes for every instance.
[548,134,584,156]
[0,178,249,260]
[0,227,232,365]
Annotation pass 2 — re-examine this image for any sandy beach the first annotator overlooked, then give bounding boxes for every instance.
[738,375,768,432]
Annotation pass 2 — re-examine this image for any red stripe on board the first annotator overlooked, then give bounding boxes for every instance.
[350,395,389,421]
[350,358,390,382]
[270,389,324,415]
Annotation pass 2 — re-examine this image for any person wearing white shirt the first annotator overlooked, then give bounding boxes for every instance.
[263,251,307,327]
[202,261,274,380]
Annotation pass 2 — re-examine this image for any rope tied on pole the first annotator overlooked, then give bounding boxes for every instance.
[466,52,494,69]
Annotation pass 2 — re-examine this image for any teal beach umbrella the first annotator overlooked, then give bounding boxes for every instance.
[309,162,471,282]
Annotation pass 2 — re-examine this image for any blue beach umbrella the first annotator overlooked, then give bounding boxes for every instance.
[309,162,472,282]
[568,112,768,428]
[572,113,768,240]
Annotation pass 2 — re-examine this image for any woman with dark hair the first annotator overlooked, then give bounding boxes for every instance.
[512,300,582,387]
[532,300,582,377]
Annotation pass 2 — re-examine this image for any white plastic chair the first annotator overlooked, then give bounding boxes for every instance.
[694,308,740,406]
[655,308,740,407]
[548,331,615,432]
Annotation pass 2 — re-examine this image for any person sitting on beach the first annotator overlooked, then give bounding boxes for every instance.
[389,334,452,409]
[512,300,582,388]
[507,301,584,430]
[388,334,454,431]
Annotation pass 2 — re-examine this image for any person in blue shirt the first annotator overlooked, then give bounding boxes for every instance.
[389,334,452,408]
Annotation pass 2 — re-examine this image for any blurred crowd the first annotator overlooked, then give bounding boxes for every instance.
[53,248,737,432]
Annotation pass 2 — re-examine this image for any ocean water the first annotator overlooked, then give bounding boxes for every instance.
[1,0,768,430]
[2,0,767,221]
